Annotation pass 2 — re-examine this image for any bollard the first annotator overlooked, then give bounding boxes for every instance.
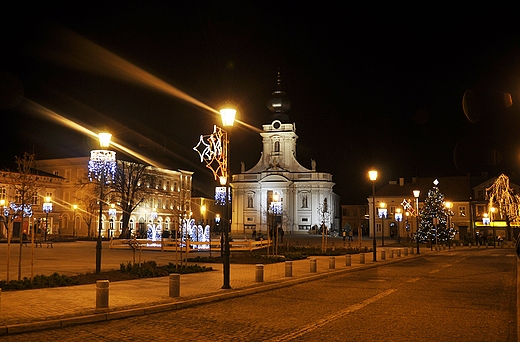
[346,255,352,266]
[285,261,293,277]
[169,273,180,298]
[359,253,365,264]
[397,249,401,257]
[310,258,317,273]
[404,248,408,256]
[390,250,394,258]
[381,250,386,260]
[255,264,264,282]
[329,256,335,269]
[410,247,414,255]
[96,280,109,311]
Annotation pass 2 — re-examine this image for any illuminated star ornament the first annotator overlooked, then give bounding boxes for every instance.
[193,125,228,181]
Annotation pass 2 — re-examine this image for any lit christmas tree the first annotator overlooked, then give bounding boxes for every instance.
[416,179,456,243]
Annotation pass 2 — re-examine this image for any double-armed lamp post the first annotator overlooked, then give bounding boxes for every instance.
[88,132,116,274]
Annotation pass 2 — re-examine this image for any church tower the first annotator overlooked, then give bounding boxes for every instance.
[230,72,338,236]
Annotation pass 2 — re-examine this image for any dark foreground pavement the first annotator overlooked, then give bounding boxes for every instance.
[0,238,517,337]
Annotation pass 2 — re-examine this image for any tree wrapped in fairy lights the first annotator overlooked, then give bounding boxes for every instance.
[416,180,456,244]
[486,173,520,240]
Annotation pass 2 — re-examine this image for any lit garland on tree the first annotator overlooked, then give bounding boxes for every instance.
[416,179,456,243]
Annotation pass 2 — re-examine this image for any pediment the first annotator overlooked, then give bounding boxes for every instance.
[260,174,289,183]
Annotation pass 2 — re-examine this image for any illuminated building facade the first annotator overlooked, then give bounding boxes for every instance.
[231,75,339,236]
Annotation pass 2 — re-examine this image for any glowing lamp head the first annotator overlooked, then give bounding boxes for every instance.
[445,201,453,209]
[379,202,386,209]
[413,190,420,198]
[219,175,227,186]
[45,196,51,203]
[368,170,378,181]
[220,108,236,127]
[98,132,112,148]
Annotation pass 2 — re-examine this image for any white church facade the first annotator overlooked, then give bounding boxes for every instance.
[230,75,339,236]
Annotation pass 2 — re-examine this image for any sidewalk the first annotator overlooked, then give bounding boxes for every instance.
[0,242,486,336]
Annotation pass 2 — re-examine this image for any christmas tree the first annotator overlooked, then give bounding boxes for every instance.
[416,179,456,243]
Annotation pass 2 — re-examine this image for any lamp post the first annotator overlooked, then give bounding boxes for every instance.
[395,208,402,244]
[490,206,497,248]
[72,204,78,237]
[220,107,236,290]
[368,170,378,261]
[88,132,116,274]
[445,201,453,249]
[43,197,52,241]
[413,190,420,254]
[379,202,387,247]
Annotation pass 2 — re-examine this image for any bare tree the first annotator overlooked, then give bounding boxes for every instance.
[486,174,520,241]
[109,160,154,238]
[13,152,40,280]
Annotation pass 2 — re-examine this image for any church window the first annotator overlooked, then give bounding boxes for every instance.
[274,141,280,153]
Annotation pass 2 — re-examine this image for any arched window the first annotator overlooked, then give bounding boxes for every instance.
[274,141,280,152]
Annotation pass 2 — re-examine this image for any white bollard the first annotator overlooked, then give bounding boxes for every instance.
[169,273,180,298]
[329,256,336,269]
[255,264,264,282]
[96,280,109,311]
[310,259,317,273]
[285,261,293,277]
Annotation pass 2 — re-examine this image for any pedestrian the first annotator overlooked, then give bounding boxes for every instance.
[342,231,346,241]
[348,230,353,241]
[252,230,257,240]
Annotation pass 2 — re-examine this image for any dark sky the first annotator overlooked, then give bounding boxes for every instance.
[2,2,520,203]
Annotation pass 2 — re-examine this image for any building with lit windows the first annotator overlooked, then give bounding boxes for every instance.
[230,76,339,236]
[0,166,64,239]
[366,175,520,243]
[34,157,193,239]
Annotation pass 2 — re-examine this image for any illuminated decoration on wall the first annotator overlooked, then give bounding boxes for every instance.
[271,201,283,215]
[4,202,33,218]
[215,186,227,205]
[193,125,228,181]
[401,199,416,216]
[179,218,210,249]
[88,150,117,182]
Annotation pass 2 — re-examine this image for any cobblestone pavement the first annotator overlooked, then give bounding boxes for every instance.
[0,238,514,336]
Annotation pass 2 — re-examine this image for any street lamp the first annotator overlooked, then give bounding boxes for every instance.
[43,197,53,241]
[220,107,236,290]
[395,208,402,244]
[379,202,387,247]
[88,132,116,274]
[368,170,378,261]
[445,201,453,249]
[413,190,420,254]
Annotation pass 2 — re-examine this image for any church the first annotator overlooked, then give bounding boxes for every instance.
[230,75,339,236]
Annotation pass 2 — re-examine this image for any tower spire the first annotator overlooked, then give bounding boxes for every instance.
[266,69,291,122]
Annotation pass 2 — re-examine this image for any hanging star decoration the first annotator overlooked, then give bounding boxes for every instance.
[193,125,228,181]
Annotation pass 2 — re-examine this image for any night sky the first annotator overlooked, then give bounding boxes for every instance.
[2,3,520,203]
